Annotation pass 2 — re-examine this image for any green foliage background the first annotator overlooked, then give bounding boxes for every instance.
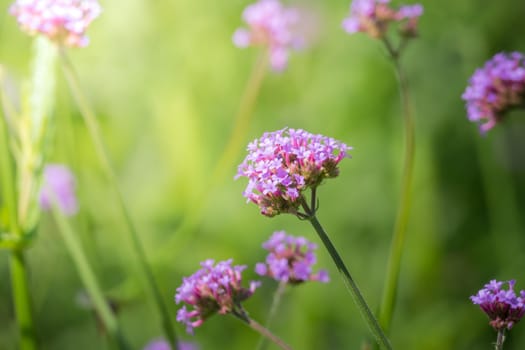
[1,0,525,349]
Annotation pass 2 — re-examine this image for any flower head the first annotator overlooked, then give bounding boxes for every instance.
[235,128,351,217]
[143,339,199,350]
[342,0,423,38]
[255,230,329,284]
[39,164,78,216]
[9,0,102,47]
[462,52,525,133]
[471,279,525,331]
[175,259,260,334]
[233,0,304,71]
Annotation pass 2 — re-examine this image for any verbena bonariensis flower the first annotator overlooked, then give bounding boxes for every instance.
[471,279,525,331]
[462,52,525,133]
[342,0,423,39]
[175,259,260,334]
[9,0,102,47]
[143,338,199,350]
[39,164,78,216]
[235,128,351,217]
[255,230,329,284]
[233,0,304,71]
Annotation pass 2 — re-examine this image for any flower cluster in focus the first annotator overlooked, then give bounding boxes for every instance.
[39,164,78,216]
[342,0,423,39]
[462,52,525,133]
[175,259,260,334]
[236,128,350,217]
[471,279,525,331]
[143,339,199,350]
[233,0,304,71]
[255,231,329,284]
[9,0,102,47]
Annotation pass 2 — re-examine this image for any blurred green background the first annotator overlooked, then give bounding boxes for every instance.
[1,0,525,349]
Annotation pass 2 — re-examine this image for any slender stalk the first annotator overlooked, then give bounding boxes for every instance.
[9,251,37,350]
[2,76,37,349]
[495,329,506,350]
[377,37,416,333]
[57,49,178,349]
[300,198,392,350]
[50,202,130,350]
[256,281,287,350]
[232,308,292,350]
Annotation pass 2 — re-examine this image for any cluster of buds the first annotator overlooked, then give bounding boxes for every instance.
[9,0,102,47]
[255,231,329,284]
[38,164,78,216]
[462,52,525,133]
[233,0,304,71]
[471,280,525,331]
[342,0,423,39]
[236,128,350,217]
[175,259,260,334]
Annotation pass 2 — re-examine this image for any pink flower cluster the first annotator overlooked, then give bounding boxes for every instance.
[9,0,102,47]
[143,339,198,350]
[342,0,423,38]
[38,164,78,216]
[462,52,525,133]
[236,128,350,217]
[471,280,525,331]
[233,0,304,71]
[255,231,329,284]
[175,259,260,334]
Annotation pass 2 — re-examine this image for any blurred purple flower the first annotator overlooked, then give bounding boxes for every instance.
[235,128,351,217]
[39,164,78,216]
[342,0,423,38]
[233,0,304,71]
[143,338,199,350]
[174,259,260,334]
[255,230,329,284]
[471,279,525,331]
[462,52,525,133]
[9,0,101,47]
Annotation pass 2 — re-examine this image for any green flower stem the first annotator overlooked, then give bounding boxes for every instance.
[2,71,37,349]
[9,251,37,350]
[378,37,416,333]
[495,329,506,350]
[50,203,130,350]
[57,48,178,349]
[300,198,392,350]
[232,308,292,350]
[255,281,287,350]
[211,50,268,181]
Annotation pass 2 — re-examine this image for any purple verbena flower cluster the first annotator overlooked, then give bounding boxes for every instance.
[471,279,525,331]
[38,164,78,216]
[462,52,525,133]
[255,231,329,284]
[236,128,351,217]
[175,259,260,334]
[143,339,199,350]
[9,0,102,47]
[233,0,304,72]
[342,0,423,38]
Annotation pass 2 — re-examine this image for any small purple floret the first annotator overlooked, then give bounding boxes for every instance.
[9,0,101,47]
[471,279,525,331]
[232,0,304,71]
[39,164,78,216]
[236,128,351,217]
[143,339,199,350]
[462,52,525,133]
[174,259,260,334]
[255,231,329,285]
[342,0,423,38]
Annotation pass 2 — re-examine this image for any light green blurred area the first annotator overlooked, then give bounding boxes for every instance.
[1,0,525,349]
